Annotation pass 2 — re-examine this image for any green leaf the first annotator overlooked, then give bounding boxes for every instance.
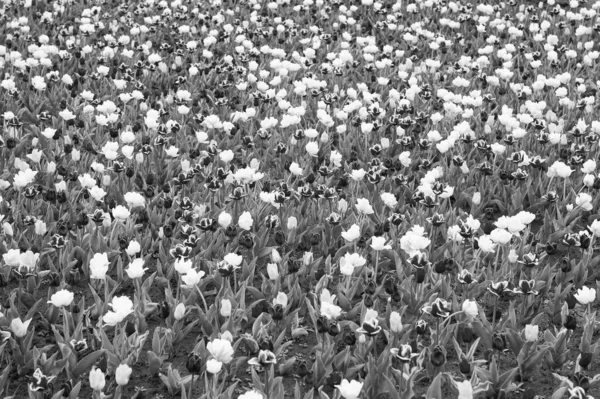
[71,350,105,379]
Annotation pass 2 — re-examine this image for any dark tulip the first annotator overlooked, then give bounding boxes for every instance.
[566,293,578,310]
[416,320,428,335]
[6,138,16,149]
[186,352,202,374]
[327,371,343,387]
[57,191,67,204]
[57,380,75,398]
[430,345,446,367]
[573,371,591,391]
[163,197,173,208]
[297,360,309,377]
[579,353,593,369]
[391,291,401,302]
[384,276,397,295]
[44,188,56,202]
[271,304,284,321]
[365,280,376,295]
[492,332,506,351]
[343,332,356,346]
[274,231,285,246]
[258,336,274,351]
[239,232,254,249]
[126,166,135,178]
[316,315,330,334]
[565,315,577,330]
[118,236,129,250]
[328,320,340,336]
[415,266,426,283]
[545,242,557,255]
[163,225,173,238]
[47,272,60,287]
[459,356,471,375]
[124,320,136,336]
[363,295,374,308]
[157,301,170,319]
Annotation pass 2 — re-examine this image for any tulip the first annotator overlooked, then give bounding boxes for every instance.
[462,299,478,320]
[524,324,539,342]
[206,359,223,374]
[220,299,232,317]
[207,339,234,364]
[48,290,74,307]
[89,367,105,391]
[10,318,31,338]
[456,380,473,399]
[174,303,186,321]
[335,379,363,399]
[390,311,402,334]
[266,263,279,280]
[115,364,132,386]
[575,286,596,306]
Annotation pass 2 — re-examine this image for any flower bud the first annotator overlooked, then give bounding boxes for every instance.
[186,352,202,374]
[287,216,298,229]
[267,263,279,280]
[271,248,282,263]
[174,303,186,321]
[524,324,539,342]
[508,249,518,263]
[579,352,593,368]
[220,299,232,317]
[430,345,446,367]
[102,175,111,186]
[115,364,132,386]
[89,367,105,391]
[472,192,481,205]
[390,311,402,334]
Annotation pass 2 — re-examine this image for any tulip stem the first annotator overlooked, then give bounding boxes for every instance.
[372,335,378,360]
[373,251,379,282]
[435,318,440,347]
[492,296,499,331]
[189,372,194,399]
[194,285,209,314]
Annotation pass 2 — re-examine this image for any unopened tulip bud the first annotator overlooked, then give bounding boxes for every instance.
[220,299,232,317]
[287,216,297,229]
[102,175,111,186]
[89,367,106,392]
[390,311,402,334]
[271,249,282,263]
[472,192,481,205]
[174,303,186,320]
[115,364,132,386]
[267,263,279,280]
[508,249,518,264]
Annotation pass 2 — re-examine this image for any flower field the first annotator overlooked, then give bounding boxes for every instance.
[3,0,600,398]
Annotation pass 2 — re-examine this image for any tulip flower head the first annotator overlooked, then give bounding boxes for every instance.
[10,318,31,338]
[29,368,55,392]
[335,379,363,399]
[89,367,106,392]
[356,309,381,336]
[423,298,451,318]
[115,363,132,386]
[390,344,417,363]
[575,286,596,306]
[248,349,277,367]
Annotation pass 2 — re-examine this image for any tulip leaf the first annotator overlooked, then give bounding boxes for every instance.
[71,349,105,379]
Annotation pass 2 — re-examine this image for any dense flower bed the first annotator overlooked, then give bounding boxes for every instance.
[2,0,600,398]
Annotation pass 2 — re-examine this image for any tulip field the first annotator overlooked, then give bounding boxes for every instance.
[4,0,600,398]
